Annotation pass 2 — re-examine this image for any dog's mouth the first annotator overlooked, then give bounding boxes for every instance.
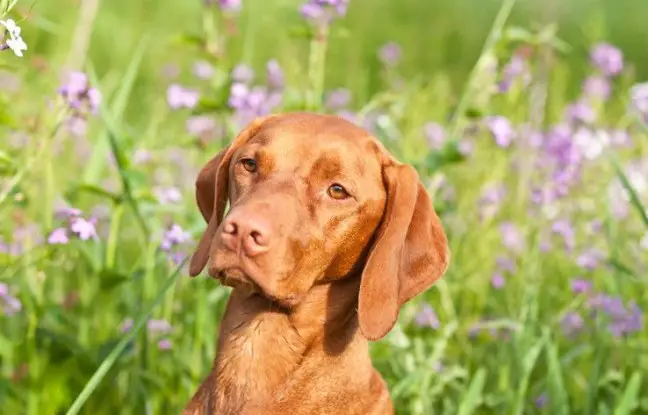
[215,267,301,310]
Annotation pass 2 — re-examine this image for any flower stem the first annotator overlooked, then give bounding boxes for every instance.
[105,202,123,269]
[306,25,329,110]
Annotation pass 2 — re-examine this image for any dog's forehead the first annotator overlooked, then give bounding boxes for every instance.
[251,117,383,177]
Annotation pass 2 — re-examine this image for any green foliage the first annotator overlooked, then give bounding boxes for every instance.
[1,0,648,414]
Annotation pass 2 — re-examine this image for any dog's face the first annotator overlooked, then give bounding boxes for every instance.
[189,112,450,340]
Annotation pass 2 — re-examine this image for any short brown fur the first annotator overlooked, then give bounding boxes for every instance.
[182,112,450,414]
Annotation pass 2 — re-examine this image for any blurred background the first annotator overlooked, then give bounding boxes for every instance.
[1,0,647,414]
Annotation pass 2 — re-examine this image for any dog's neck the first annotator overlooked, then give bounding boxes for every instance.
[208,275,368,413]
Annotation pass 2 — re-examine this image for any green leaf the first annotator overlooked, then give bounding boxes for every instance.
[98,268,137,291]
[614,372,642,415]
[287,25,314,39]
[173,33,206,48]
[457,368,486,415]
[67,183,122,203]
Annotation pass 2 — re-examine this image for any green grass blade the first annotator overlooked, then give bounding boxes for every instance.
[609,152,648,228]
[82,34,150,184]
[64,257,187,415]
[87,67,151,238]
[613,372,642,415]
[512,338,544,415]
[447,0,518,142]
[457,367,486,415]
[543,328,570,415]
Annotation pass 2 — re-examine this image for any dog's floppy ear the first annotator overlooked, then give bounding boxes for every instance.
[188,115,276,277]
[358,162,450,340]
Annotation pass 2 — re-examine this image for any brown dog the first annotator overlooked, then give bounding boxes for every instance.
[182,112,450,415]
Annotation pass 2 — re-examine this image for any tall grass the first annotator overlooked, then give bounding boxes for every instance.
[1,0,648,414]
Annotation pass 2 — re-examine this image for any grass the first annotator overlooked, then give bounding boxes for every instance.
[1,0,648,414]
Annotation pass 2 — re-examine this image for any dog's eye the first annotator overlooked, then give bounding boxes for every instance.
[241,158,257,173]
[327,184,349,200]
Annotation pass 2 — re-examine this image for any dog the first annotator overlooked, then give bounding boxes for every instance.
[181,112,450,414]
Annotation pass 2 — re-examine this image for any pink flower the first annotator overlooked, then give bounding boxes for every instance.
[166,84,200,109]
[47,228,69,245]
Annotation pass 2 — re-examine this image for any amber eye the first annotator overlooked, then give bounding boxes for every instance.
[327,183,349,200]
[241,158,257,173]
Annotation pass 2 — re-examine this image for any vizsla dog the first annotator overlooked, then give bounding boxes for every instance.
[182,112,450,415]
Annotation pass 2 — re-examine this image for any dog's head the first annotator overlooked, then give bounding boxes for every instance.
[189,112,450,340]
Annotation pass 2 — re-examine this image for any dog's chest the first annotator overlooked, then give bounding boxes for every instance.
[213,314,306,410]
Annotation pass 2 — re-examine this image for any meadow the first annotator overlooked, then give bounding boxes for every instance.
[1,0,648,413]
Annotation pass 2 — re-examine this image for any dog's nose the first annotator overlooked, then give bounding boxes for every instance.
[221,212,271,257]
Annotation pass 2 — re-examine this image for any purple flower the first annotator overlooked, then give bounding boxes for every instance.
[535,393,548,409]
[58,71,88,102]
[491,273,505,289]
[486,116,515,147]
[166,84,200,110]
[65,116,88,138]
[193,60,214,80]
[414,304,440,329]
[133,149,152,165]
[423,122,446,150]
[158,339,172,350]
[217,0,242,13]
[586,219,603,235]
[498,54,530,93]
[58,71,101,115]
[480,184,507,206]
[120,318,134,333]
[87,88,101,114]
[300,0,349,25]
[47,228,69,245]
[325,88,351,110]
[153,186,182,205]
[609,129,631,147]
[147,319,172,334]
[458,139,474,156]
[70,217,97,241]
[588,295,644,337]
[55,206,83,219]
[630,82,648,123]
[232,64,255,84]
[161,224,191,251]
[2,294,22,315]
[478,183,507,220]
[378,42,402,67]
[582,75,611,100]
[499,222,525,253]
[266,60,284,90]
[0,284,22,316]
[590,42,624,76]
[570,278,593,294]
[565,101,596,125]
[496,256,516,273]
[186,115,219,139]
[560,312,584,336]
[227,81,283,129]
[576,248,603,270]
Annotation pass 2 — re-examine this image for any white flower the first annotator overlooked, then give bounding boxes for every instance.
[1,19,27,57]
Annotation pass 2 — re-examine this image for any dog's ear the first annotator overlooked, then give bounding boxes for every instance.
[358,163,450,340]
[188,115,276,277]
